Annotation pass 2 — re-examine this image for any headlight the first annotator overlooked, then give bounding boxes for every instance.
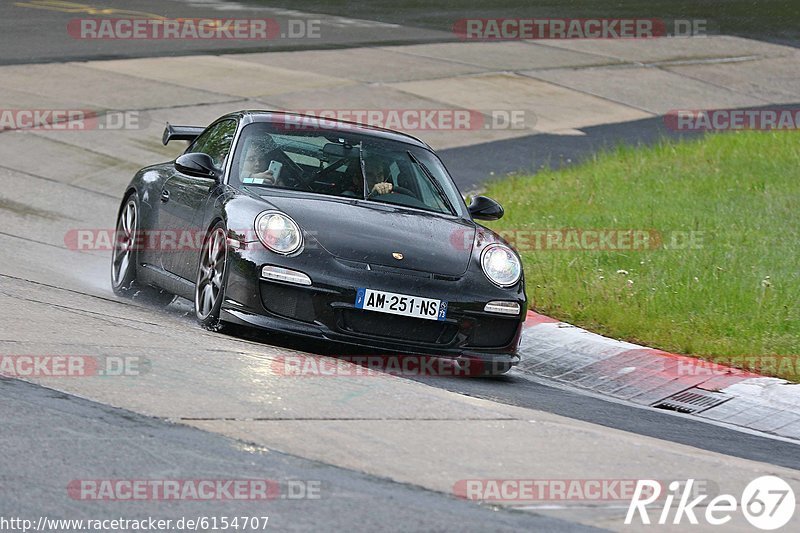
[480,244,521,287]
[255,211,303,255]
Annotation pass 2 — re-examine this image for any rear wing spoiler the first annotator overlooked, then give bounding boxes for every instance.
[162,123,205,145]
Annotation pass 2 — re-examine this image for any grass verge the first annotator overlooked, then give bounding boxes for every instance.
[482,130,800,381]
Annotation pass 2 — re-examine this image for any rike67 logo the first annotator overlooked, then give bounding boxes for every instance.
[626,476,796,530]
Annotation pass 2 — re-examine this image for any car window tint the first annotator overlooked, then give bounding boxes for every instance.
[190,119,238,168]
[230,122,467,217]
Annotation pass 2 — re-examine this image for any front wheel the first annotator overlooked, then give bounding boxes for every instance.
[195,222,229,331]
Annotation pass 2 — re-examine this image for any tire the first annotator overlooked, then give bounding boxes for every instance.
[195,221,229,331]
[110,194,175,306]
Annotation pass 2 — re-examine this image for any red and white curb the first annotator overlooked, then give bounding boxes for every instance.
[519,311,800,440]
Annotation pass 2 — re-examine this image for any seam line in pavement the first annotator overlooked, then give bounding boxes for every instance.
[0,272,140,308]
[651,54,770,66]
[20,131,138,167]
[514,70,657,116]
[70,61,279,103]
[179,417,517,421]
[385,45,624,72]
[518,40,639,65]
[656,67,776,104]
[0,164,117,199]
[0,273,335,353]
[518,59,773,112]
[0,231,68,251]
[0,290,168,332]
[524,38,788,66]
[0,38,465,67]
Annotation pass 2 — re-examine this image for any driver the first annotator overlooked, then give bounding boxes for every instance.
[240,138,276,185]
[366,158,393,195]
[347,157,392,196]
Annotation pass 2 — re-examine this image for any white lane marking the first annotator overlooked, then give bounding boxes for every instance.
[175,0,402,28]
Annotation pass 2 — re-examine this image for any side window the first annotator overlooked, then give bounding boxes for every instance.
[189,119,238,168]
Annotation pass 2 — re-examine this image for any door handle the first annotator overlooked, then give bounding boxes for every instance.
[160,189,170,203]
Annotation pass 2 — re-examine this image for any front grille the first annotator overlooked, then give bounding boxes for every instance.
[469,317,520,348]
[340,309,458,345]
[260,282,316,322]
[335,258,459,281]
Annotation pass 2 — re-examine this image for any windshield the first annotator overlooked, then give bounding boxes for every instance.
[229,122,465,216]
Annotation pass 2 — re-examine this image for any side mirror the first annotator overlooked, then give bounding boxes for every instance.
[175,153,221,181]
[468,195,504,221]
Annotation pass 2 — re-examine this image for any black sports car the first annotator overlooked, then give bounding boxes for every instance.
[111,111,527,375]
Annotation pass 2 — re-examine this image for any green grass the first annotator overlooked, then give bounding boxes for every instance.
[481,131,800,381]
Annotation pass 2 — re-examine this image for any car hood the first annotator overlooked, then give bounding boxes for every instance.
[261,195,476,277]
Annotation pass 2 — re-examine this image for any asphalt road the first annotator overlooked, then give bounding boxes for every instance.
[5,0,797,66]
[244,0,800,48]
[197,321,800,472]
[409,372,800,471]
[439,115,705,192]
[2,1,800,531]
[0,377,591,532]
[0,0,452,65]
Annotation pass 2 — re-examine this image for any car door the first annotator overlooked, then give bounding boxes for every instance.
[159,118,238,280]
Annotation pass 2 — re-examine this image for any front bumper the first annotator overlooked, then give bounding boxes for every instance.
[221,241,526,365]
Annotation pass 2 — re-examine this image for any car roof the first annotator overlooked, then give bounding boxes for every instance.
[226,110,433,150]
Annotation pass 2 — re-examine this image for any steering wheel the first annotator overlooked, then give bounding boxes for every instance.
[370,185,415,198]
[392,186,416,198]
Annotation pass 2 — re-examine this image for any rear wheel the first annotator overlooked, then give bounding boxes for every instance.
[110,195,174,306]
[195,222,229,331]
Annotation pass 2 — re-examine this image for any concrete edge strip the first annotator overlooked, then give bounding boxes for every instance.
[519,310,800,441]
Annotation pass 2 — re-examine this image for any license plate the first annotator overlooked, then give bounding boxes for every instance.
[355,288,447,321]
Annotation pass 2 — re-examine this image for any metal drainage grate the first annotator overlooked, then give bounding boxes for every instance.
[652,388,731,414]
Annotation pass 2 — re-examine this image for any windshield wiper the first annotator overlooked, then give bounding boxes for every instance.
[358,142,368,199]
[406,150,455,215]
